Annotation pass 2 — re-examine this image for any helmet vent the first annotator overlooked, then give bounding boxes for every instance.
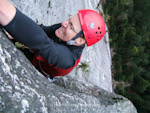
[98,27,100,29]
[100,31,102,34]
[96,32,98,34]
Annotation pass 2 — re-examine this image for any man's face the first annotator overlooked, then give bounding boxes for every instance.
[55,14,82,42]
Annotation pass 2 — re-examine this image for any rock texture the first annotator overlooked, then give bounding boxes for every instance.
[10,0,112,92]
[0,29,137,113]
[0,0,137,113]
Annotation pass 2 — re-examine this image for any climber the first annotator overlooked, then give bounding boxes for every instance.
[0,0,106,80]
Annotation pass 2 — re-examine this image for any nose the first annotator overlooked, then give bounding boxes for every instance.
[61,20,69,33]
[61,20,69,28]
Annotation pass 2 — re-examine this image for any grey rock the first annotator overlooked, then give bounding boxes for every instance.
[0,30,137,113]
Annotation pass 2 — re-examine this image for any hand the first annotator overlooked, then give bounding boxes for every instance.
[4,30,14,39]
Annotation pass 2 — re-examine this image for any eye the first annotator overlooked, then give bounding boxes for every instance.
[69,22,73,30]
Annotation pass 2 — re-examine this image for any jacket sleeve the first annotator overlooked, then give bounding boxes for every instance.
[3,8,74,69]
[40,23,61,37]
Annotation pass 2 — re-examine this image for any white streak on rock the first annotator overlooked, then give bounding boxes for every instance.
[21,99,29,113]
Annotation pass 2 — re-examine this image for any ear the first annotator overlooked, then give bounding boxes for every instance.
[74,37,86,46]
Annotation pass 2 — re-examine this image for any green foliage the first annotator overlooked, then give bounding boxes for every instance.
[120,0,134,6]
[104,0,150,112]
[133,76,150,94]
[78,62,89,73]
[15,42,29,49]
[114,73,125,81]
[115,84,125,95]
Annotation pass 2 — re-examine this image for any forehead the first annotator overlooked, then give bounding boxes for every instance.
[70,14,82,31]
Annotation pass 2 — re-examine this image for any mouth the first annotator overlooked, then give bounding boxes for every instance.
[60,27,64,34]
[56,27,64,37]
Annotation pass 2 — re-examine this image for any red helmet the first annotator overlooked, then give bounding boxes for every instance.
[78,9,106,46]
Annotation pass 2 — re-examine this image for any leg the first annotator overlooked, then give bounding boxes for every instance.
[0,0,16,26]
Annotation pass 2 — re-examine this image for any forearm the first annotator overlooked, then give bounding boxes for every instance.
[0,0,16,26]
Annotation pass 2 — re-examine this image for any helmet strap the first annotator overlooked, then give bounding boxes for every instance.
[66,30,83,45]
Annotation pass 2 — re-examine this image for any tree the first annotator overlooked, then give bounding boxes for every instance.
[133,76,150,94]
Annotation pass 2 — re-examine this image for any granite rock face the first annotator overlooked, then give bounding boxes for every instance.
[0,30,137,113]
[9,0,112,92]
[0,0,137,112]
